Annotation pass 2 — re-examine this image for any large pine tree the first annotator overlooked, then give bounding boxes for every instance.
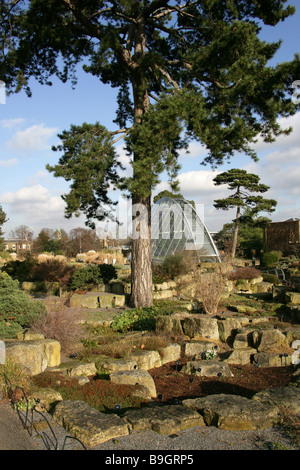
[1,0,300,306]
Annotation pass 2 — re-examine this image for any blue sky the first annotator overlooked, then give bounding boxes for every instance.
[0,3,300,239]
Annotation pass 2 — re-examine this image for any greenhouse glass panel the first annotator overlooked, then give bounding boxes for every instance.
[151,197,221,263]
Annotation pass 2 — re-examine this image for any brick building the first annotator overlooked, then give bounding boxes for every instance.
[266,218,300,255]
[4,238,31,256]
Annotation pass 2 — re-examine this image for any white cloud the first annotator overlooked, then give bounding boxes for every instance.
[264,146,300,164]
[115,143,132,177]
[253,112,300,153]
[6,124,58,152]
[1,184,92,234]
[178,170,223,200]
[1,184,66,230]
[0,118,25,129]
[0,158,18,167]
[32,169,49,179]
[179,141,208,159]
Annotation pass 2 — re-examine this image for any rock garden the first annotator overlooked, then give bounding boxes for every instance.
[0,254,300,449]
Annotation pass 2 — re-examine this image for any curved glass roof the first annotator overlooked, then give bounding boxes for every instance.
[151,197,221,263]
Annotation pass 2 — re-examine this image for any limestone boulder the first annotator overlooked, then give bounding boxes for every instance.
[154,281,177,291]
[155,315,184,336]
[53,400,129,447]
[225,348,257,365]
[232,332,251,349]
[29,388,63,411]
[43,339,61,368]
[4,339,61,376]
[283,327,300,345]
[285,291,300,305]
[234,305,257,314]
[131,350,162,370]
[69,293,84,308]
[70,292,126,309]
[254,328,292,353]
[67,362,97,377]
[181,360,233,378]
[109,370,157,398]
[217,318,242,344]
[15,330,45,341]
[123,404,205,434]
[182,341,219,359]
[160,343,181,365]
[182,394,279,430]
[153,289,177,300]
[253,386,300,415]
[98,293,126,308]
[253,352,292,367]
[182,317,219,341]
[97,358,138,374]
[80,294,99,309]
[255,282,273,293]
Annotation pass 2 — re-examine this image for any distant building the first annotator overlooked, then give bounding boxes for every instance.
[266,218,300,255]
[4,238,31,256]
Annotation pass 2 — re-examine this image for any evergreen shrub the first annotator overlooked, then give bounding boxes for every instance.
[0,272,46,339]
[261,251,281,267]
[69,264,117,291]
[162,253,189,280]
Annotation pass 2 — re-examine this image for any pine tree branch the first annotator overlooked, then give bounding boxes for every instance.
[154,65,180,90]
[110,128,132,145]
[62,0,104,39]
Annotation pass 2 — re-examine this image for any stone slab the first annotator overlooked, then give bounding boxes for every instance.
[253,386,300,415]
[53,400,130,447]
[123,404,205,434]
[182,394,279,430]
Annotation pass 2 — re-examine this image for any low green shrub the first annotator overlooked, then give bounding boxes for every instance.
[162,253,189,280]
[111,306,161,333]
[0,272,46,339]
[261,251,281,268]
[69,264,117,291]
[262,273,281,284]
[152,263,171,284]
[30,259,75,284]
[1,255,37,282]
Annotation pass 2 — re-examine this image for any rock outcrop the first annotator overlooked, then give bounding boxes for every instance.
[4,338,61,375]
[53,400,130,447]
[182,393,279,431]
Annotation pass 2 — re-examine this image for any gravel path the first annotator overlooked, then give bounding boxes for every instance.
[2,402,297,452]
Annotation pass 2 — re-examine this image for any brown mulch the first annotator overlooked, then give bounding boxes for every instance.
[148,360,295,403]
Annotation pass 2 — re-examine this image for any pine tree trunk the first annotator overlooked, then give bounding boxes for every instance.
[129,14,153,307]
[231,204,240,259]
[130,195,153,307]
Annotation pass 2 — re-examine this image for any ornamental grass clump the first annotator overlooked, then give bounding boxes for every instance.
[194,269,227,315]
[30,297,84,353]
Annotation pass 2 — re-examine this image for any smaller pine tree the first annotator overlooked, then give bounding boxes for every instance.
[213,169,277,258]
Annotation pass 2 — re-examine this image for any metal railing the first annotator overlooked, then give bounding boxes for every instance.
[260,267,286,281]
[3,374,87,450]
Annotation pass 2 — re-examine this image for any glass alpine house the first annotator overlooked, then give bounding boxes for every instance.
[151,197,221,263]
